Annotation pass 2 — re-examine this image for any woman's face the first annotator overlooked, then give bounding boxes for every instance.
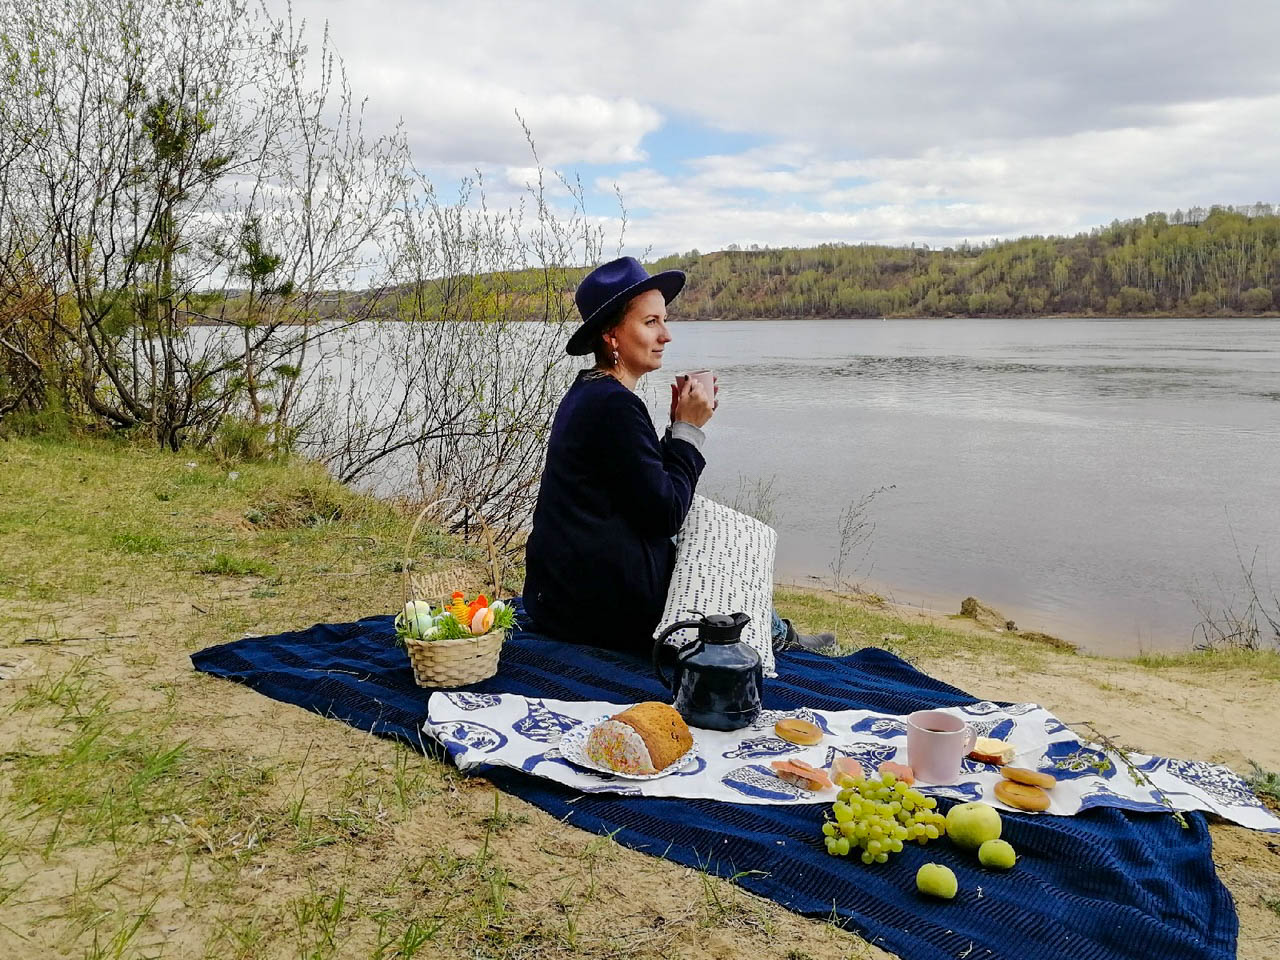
[606,288,672,379]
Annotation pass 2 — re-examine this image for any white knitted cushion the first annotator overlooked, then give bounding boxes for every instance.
[654,495,777,678]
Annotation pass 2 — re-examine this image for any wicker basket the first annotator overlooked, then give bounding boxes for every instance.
[399,497,506,688]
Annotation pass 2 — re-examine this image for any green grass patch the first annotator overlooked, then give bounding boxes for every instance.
[7,683,191,853]
[0,435,441,604]
[198,553,276,577]
[109,531,171,555]
[1128,647,1280,681]
[1246,761,1280,806]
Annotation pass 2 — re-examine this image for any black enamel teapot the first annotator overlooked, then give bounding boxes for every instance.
[652,612,762,731]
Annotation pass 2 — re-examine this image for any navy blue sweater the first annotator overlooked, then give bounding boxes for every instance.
[522,370,706,654]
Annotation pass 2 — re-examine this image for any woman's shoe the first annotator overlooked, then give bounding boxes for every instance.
[774,618,836,653]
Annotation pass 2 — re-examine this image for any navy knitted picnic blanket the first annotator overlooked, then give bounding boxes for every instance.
[191,609,1237,960]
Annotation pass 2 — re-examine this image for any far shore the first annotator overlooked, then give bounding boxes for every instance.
[183,311,1280,326]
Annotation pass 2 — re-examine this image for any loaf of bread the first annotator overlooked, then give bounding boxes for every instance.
[584,702,693,775]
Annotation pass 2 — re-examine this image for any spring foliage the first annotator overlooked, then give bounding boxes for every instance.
[650,206,1280,319]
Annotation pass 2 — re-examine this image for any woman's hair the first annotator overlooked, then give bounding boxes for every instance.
[590,306,626,368]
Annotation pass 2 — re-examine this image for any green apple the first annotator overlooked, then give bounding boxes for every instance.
[916,863,958,899]
[978,838,1017,869]
[945,801,1002,850]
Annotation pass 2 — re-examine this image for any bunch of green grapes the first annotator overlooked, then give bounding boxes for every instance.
[820,771,948,863]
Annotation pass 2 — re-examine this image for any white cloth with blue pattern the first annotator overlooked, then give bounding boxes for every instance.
[424,693,1280,831]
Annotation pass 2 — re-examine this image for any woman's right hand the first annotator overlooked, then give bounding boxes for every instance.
[673,377,715,428]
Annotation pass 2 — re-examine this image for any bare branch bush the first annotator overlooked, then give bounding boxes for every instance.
[709,474,781,527]
[828,484,896,594]
[302,122,619,555]
[0,0,405,450]
[1190,529,1280,651]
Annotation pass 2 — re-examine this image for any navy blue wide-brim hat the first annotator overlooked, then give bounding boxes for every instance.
[566,256,686,356]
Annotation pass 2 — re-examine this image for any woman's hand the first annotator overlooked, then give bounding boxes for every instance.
[672,376,716,428]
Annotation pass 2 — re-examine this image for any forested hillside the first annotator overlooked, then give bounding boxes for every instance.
[649,205,1280,318]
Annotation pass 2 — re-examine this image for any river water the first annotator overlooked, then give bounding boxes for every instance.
[639,318,1279,654]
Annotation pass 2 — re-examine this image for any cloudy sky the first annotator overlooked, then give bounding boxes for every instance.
[285,0,1279,257]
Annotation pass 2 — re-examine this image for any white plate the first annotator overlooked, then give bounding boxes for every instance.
[558,714,700,780]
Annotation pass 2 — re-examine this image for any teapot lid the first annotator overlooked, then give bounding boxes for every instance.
[699,611,750,644]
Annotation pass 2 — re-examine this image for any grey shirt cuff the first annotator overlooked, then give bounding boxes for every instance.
[670,420,706,451]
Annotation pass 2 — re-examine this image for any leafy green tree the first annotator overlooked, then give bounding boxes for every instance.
[1242,287,1273,312]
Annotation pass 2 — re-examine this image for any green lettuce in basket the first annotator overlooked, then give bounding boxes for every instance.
[394,594,516,644]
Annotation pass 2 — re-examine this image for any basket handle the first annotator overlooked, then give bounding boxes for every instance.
[402,496,503,609]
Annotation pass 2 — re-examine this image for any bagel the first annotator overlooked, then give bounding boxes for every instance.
[1001,766,1057,790]
[994,779,1051,811]
[774,717,823,746]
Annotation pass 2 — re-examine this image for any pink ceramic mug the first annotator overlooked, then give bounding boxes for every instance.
[676,369,715,398]
[905,710,976,785]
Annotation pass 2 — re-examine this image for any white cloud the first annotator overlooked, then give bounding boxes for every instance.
[354,67,660,165]
[271,0,1280,254]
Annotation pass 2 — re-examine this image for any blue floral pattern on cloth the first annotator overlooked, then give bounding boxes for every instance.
[722,763,808,801]
[671,754,709,778]
[521,747,609,778]
[824,742,900,771]
[1044,716,1069,736]
[1002,702,1039,716]
[512,698,581,744]
[850,716,907,739]
[1137,757,1262,808]
[970,717,1016,741]
[1042,740,1117,780]
[928,782,985,802]
[962,756,999,775]
[433,720,507,754]
[1079,782,1168,813]
[960,701,1004,716]
[444,692,503,711]
[723,736,802,760]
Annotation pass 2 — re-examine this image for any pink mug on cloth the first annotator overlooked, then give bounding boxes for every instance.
[905,710,976,785]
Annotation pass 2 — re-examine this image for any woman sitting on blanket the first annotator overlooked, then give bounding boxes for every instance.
[521,256,834,658]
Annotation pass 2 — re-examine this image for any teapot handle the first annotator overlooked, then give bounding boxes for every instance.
[652,618,704,689]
